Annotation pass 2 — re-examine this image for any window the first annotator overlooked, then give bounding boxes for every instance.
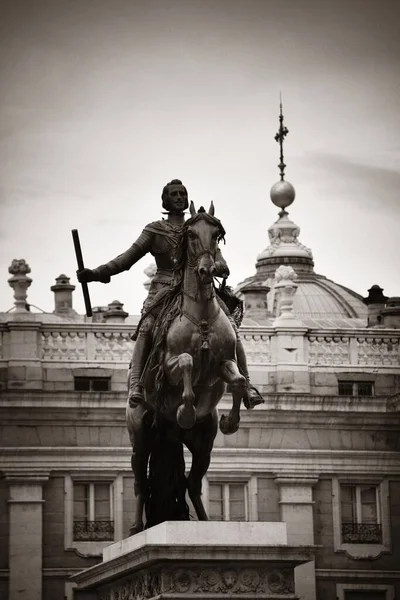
[338,381,373,396]
[65,475,123,558]
[332,478,390,559]
[73,482,114,541]
[74,376,110,392]
[341,484,382,544]
[336,583,394,600]
[344,592,386,600]
[209,482,247,521]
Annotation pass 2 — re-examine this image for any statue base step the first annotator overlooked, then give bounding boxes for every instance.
[73,521,316,599]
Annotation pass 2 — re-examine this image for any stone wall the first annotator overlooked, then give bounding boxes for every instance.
[257,477,280,522]
[0,478,8,569]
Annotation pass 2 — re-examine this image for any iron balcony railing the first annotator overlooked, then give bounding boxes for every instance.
[73,520,114,541]
[342,522,382,544]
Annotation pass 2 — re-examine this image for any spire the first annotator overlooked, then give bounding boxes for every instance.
[274,93,289,181]
[270,96,296,215]
[255,99,313,276]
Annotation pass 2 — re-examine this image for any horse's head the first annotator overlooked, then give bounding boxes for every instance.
[185,201,226,284]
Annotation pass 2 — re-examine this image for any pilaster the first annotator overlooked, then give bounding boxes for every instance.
[271,327,310,393]
[275,475,318,600]
[5,472,49,600]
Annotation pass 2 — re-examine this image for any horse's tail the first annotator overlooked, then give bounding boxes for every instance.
[144,423,190,528]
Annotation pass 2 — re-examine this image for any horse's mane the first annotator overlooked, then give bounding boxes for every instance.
[136,212,226,416]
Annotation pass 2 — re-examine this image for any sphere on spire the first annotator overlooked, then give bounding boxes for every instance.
[270,180,296,210]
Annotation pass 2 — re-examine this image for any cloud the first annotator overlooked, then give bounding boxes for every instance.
[299,152,400,213]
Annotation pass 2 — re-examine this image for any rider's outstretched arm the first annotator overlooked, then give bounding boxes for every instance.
[91,230,153,283]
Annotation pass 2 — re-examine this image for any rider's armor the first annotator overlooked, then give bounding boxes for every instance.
[93,219,229,310]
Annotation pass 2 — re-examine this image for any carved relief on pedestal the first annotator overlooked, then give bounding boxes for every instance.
[308,335,350,365]
[242,334,271,364]
[41,331,87,360]
[98,570,162,600]
[94,331,134,361]
[165,566,294,595]
[97,566,295,599]
[357,337,400,366]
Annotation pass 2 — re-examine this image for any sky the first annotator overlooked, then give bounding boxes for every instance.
[0,0,399,316]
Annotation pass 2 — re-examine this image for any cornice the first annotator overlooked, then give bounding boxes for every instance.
[1,447,400,475]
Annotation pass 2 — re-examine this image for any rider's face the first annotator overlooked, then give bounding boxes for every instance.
[167,185,187,213]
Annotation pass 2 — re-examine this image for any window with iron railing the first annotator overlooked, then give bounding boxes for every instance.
[338,381,374,397]
[209,482,248,522]
[73,482,114,541]
[341,484,382,544]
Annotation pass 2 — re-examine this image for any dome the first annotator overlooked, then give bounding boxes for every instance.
[237,271,367,327]
[236,202,368,327]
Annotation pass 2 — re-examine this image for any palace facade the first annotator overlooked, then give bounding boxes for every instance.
[1,177,400,600]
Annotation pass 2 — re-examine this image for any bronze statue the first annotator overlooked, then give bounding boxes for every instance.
[77,180,263,532]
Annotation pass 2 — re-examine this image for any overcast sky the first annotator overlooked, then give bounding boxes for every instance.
[1,0,399,316]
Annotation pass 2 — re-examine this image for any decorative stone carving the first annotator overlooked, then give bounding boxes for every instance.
[258,213,313,261]
[308,335,350,365]
[357,337,399,365]
[242,334,271,363]
[8,259,31,276]
[98,570,162,600]
[166,566,294,595]
[8,259,32,312]
[41,331,87,360]
[274,265,298,319]
[97,566,295,599]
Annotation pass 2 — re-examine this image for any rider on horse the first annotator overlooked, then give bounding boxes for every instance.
[77,179,263,410]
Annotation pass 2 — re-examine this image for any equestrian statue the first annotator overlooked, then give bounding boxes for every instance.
[77,179,263,534]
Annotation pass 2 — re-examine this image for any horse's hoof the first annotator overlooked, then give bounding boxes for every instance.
[177,404,196,429]
[219,414,240,435]
[129,523,143,536]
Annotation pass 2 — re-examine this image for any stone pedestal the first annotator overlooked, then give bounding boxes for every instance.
[73,521,316,599]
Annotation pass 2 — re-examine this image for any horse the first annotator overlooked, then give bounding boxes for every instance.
[126,201,247,534]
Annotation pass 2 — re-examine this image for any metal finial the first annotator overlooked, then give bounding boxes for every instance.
[274,94,289,181]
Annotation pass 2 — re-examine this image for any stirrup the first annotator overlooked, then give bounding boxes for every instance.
[243,385,264,410]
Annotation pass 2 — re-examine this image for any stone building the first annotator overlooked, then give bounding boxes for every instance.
[0,174,400,600]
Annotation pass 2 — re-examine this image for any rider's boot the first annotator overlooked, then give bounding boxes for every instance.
[236,336,264,409]
[128,328,152,407]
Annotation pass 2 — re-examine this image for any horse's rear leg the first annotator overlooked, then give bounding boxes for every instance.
[184,410,218,520]
[167,352,196,429]
[219,359,246,434]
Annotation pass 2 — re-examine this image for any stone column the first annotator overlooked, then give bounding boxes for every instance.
[275,475,318,600]
[6,473,49,600]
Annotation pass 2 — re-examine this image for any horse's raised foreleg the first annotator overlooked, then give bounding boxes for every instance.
[184,410,218,520]
[219,359,246,434]
[126,402,152,535]
[166,352,197,429]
